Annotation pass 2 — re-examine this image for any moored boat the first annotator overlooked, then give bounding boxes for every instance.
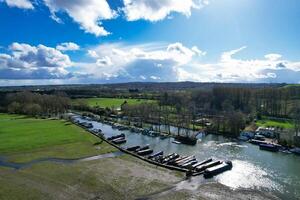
[176,157,196,166]
[175,135,197,145]
[137,149,154,156]
[290,147,300,155]
[148,151,163,159]
[259,143,279,152]
[249,139,269,145]
[112,138,127,144]
[203,161,233,178]
[134,145,150,152]
[107,133,125,141]
[174,156,194,166]
[126,145,140,151]
[192,158,213,169]
[196,160,221,172]
[181,160,198,168]
[172,140,181,144]
[162,154,179,164]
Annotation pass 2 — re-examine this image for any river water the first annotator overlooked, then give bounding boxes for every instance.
[74,115,300,200]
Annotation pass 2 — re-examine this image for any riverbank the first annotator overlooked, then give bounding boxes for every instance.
[143,182,279,200]
[0,153,280,200]
[0,113,289,199]
[74,113,300,199]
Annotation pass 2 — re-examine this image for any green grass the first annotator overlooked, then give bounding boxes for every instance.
[256,118,294,129]
[73,97,155,108]
[0,113,115,162]
[282,84,300,88]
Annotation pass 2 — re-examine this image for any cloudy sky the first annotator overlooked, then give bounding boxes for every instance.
[1,0,300,86]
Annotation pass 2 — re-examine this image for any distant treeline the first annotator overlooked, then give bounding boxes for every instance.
[121,86,300,137]
[0,91,70,116]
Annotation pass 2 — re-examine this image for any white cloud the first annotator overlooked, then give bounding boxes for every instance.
[96,56,113,66]
[0,42,73,79]
[1,0,34,9]
[56,42,80,51]
[264,53,282,61]
[150,75,160,80]
[123,0,208,21]
[79,43,300,83]
[44,0,116,36]
[78,42,205,81]
[221,46,247,62]
[3,42,300,84]
[192,46,206,56]
[139,75,146,80]
[87,50,99,58]
[177,46,300,83]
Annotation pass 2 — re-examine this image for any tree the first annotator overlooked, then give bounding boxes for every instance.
[292,106,300,137]
[227,112,246,137]
[7,102,21,114]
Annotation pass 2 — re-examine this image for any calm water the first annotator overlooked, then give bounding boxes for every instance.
[75,116,300,200]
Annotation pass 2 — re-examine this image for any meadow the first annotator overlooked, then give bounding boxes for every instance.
[0,113,183,200]
[73,97,155,108]
[0,113,115,162]
[256,117,294,129]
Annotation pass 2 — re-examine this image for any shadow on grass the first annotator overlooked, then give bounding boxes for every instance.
[93,140,104,145]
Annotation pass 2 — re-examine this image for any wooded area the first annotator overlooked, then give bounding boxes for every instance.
[0,83,299,139]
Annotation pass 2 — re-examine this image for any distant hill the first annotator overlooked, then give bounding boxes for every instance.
[0,81,285,92]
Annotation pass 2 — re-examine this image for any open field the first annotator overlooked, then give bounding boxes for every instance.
[73,97,155,108]
[256,117,294,129]
[0,113,115,163]
[282,84,300,88]
[0,113,280,200]
[0,154,278,200]
[0,154,183,200]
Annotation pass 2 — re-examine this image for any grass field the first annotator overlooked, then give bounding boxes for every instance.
[256,118,294,129]
[0,113,115,162]
[73,97,155,108]
[0,113,184,200]
[282,84,300,88]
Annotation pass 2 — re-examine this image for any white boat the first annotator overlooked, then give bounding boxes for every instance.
[172,140,181,144]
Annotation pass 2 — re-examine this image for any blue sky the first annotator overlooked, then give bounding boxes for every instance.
[1,0,300,85]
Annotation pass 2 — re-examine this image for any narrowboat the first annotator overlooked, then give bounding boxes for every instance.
[259,143,279,152]
[203,161,233,178]
[196,160,221,172]
[192,158,213,169]
[137,149,154,156]
[148,151,163,159]
[175,135,197,145]
[126,145,140,151]
[107,133,125,141]
[112,138,127,144]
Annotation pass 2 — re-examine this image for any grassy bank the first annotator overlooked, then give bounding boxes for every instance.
[73,97,155,108]
[0,155,183,200]
[256,117,294,129]
[0,113,115,163]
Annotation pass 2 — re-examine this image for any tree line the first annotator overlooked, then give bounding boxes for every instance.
[121,86,300,137]
[2,91,70,116]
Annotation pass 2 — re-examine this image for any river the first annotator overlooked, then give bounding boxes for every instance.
[74,115,300,200]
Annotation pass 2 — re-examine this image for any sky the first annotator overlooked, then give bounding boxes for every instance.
[1,0,300,86]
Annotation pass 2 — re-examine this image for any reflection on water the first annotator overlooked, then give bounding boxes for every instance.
[216,160,282,192]
[74,115,300,200]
